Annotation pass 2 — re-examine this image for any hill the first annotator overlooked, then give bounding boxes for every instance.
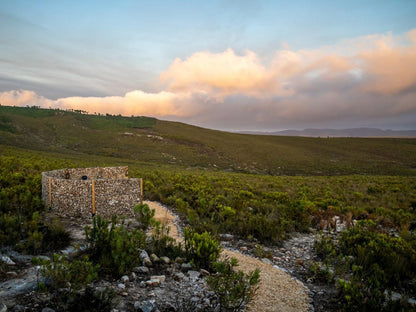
[1,105,416,176]
[241,128,416,137]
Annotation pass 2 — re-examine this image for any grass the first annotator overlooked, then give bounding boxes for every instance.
[1,105,415,176]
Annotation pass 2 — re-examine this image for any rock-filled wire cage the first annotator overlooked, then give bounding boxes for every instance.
[41,166,142,219]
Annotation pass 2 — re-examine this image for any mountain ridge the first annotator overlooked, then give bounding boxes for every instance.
[239,127,416,137]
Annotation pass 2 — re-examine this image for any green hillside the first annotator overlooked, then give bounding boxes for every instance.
[1,105,415,176]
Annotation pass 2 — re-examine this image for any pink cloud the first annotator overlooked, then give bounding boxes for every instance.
[2,29,416,130]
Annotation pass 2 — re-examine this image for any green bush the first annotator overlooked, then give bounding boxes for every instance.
[335,220,416,310]
[134,203,155,230]
[33,254,114,312]
[85,215,146,275]
[307,261,333,283]
[314,233,337,259]
[207,257,260,312]
[183,228,221,270]
[148,220,183,259]
[0,212,21,246]
[34,254,98,292]
[41,217,71,251]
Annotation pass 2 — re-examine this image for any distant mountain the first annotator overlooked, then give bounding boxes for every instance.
[240,128,416,137]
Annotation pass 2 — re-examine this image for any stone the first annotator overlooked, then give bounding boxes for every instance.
[143,257,153,267]
[181,263,192,272]
[0,302,7,312]
[262,258,273,265]
[150,275,166,283]
[118,283,126,289]
[239,246,248,252]
[188,270,200,281]
[129,272,137,281]
[160,256,170,264]
[220,233,234,241]
[6,271,18,277]
[1,256,15,266]
[139,250,150,261]
[174,272,186,281]
[13,304,24,312]
[175,257,183,264]
[200,268,210,276]
[146,279,161,287]
[121,292,128,297]
[134,266,150,274]
[150,254,159,263]
[121,275,129,285]
[42,308,56,312]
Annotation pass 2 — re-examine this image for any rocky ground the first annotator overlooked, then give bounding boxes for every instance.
[0,201,342,312]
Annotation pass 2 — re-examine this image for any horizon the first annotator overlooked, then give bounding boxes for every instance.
[1,1,416,131]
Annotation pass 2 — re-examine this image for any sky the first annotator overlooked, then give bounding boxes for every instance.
[1,0,416,131]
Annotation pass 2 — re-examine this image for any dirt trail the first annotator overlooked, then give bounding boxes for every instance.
[144,201,310,312]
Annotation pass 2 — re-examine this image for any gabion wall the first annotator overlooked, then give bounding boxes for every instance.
[41,167,142,219]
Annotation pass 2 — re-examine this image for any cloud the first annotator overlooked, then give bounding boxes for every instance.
[2,29,416,130]
[0,89,54,107]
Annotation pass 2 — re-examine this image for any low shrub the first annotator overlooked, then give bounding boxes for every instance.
[85,215,146,275]
[134,203,155,230]
[33,254,99,292]
[183,228,221,270]
[207,257,260,312]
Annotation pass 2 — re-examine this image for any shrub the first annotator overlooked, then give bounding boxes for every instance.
[336,220,416,310]
[33,254,113,312]
[134,203,155,230]
[41,217,71,252]
[207,257,260,312]
[148,220,182,259]
[0,212,21,246]
[307,261,333,283]
[183,228,221,270]
[85,215,146,275]
[33,254,98,292]
[314,233,336,260]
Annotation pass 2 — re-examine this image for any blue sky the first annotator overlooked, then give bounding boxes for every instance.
[1,0,416,130]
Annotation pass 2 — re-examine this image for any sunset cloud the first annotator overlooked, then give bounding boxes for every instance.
[2,29,416,130]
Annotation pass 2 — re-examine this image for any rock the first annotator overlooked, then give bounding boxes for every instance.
[220,233,234,241]
[139,250,149,261]
[1,256,15,266]
[129,272,137,281]
[262,258,273,265]
[42,308,56,312]
[175,257,184,264]
[174,272,186,281]
[6,271,18,277]
[181,263,192,272]
[240,246,248,252]
[160,256,170,264]
[143,257,153,267]
[188,270,200,281]
[121,292,128,297]
[117,283,126,289]
[121,275,129,285]
[150,254,159,263]
[150,275,166,283]
[0,302,7,312]
[200,268,210,276]
[134,266,150,274]
[146,279,161,287]
[13,304,24,312]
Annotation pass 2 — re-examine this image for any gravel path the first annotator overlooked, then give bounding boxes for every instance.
[145,201,310,312]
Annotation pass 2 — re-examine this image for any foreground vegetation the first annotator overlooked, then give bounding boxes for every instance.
[1,106,416,311]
